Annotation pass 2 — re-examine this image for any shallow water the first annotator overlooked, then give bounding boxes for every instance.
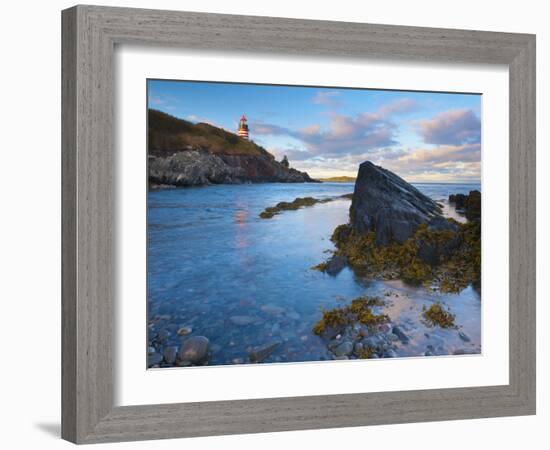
[147,182,481,365]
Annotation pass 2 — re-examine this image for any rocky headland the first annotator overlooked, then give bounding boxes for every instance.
[148,109,314,187]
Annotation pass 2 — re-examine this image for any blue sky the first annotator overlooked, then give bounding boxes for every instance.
[148,79,481,182]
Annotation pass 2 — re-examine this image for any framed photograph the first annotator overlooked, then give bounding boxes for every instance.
[62,5,536,444]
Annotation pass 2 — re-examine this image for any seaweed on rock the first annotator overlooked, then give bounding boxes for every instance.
[312,296,389,336]
[421,302,456,328]
[259,194,352,219]
[323,217,481,293]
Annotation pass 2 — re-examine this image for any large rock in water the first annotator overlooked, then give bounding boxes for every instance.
[350,161,442,246]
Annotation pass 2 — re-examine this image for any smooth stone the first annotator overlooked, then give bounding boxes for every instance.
[178,336,210,364]
[287,312,300,321]
[177,326,193,336]
[147,352,163,367]
[362,337,377,348]
[453,348,478,355]
[163,346,178,364]
[229,315,256,326]
[333,341,354,357]
[392,325,410,344]
[353,342,364,355]
[384,349,398,358]
[261,304,285,316]
[388,333,399,342]
[378,323,391,334]
[425,351,434,356]
[249,342,280,363]
[147,346,156,355]
[363,334,384,348]
[359,326,370,337]
[458,331,471,342]
[156,329,171,342]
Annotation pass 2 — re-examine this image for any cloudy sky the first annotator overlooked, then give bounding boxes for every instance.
[148,79,481,183]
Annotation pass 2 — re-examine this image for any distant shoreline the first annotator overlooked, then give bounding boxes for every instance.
[315,177,480,185]
[317,176,356,183]
[409,181,482,185]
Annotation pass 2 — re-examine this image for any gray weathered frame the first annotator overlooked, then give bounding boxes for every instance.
[62,4,536,444]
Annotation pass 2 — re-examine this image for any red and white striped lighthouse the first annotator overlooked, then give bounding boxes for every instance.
[237,114,249,140]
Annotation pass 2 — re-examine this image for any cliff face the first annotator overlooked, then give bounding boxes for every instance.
[350,161,442,246]
[148,109,314,187]
[149,151,314,187]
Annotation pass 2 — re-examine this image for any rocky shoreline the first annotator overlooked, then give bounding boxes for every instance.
[147,304,307,368]
[310,294,475,360]
[149,150,315,188]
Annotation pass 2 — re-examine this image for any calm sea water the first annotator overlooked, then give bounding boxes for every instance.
[147,182,481,365]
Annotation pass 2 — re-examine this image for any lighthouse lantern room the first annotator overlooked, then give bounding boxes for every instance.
[237,114,249,140]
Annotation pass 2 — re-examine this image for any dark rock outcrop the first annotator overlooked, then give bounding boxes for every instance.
[449,190,481,221]
[249,342,280,363]
[149,151,243,187]
[324,254,348,276]
[464,190,481,221]
[416,218,462,267]
[149,150,313,187]
[219,153,314,183]
[177,336,210,365]
[350,161,442,246]
[449,193,467,209]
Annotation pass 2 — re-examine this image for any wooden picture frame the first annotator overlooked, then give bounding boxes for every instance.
[61,5,536,444]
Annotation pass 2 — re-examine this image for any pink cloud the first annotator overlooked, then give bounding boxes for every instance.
[415,109,480,145]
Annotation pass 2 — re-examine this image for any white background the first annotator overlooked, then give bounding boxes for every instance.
[0,0,547,449]
[116,47,509,405]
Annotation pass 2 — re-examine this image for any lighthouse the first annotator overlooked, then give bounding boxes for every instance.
[237,114,249,140]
